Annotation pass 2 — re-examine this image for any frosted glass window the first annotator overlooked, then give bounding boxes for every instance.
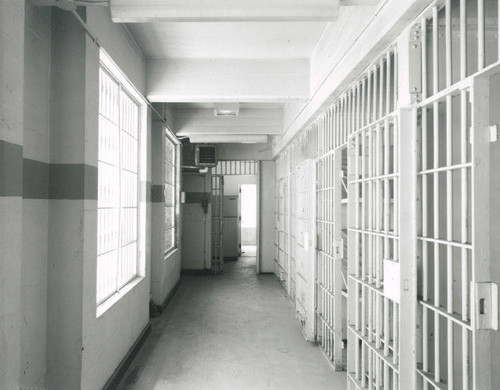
[165,136,176,253]
[97,67,140,305]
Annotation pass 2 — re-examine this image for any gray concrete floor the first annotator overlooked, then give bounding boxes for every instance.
[117,256,347,390]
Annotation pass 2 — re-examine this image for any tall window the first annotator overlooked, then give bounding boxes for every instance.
[164,135,176,253]
[96,66,140,305]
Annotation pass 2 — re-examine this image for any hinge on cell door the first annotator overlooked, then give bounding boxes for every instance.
[334,239,343,259]
[409,24,422,104]
[472,282,499,330]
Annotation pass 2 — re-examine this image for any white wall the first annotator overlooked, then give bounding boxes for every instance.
[21,3,51,387]
[80,7,151,390]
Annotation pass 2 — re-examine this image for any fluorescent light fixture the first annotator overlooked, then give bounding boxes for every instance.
[189,134,267,144]
[214,103,239,117]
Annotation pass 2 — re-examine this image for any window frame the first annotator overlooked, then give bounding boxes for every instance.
[96,49,148,316]
[164,129,178,255]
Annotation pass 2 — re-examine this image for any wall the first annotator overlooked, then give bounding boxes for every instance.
[259,161,276,273]
[0,1,25,388]
[80,7,151,390]
[217,142,272,160]
[21,3,51,387]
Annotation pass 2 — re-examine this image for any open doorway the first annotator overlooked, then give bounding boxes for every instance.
[222,175,257,261]
[240,184,257,257]
[211,160,260,272]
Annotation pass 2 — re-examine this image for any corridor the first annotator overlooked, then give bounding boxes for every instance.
[117,257,346,390]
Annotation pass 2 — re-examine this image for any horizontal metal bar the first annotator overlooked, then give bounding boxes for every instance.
[349,228,399,240]
[348,326,399,373]
[417,236,472,249]
[348,112,398,139]
[419,300,472,330]
[417,366,448,390]
[418,162,472,175]
[348,274,385,297]
[349,172,399,184]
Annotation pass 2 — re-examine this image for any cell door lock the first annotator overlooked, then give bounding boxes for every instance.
[472,282,499,331]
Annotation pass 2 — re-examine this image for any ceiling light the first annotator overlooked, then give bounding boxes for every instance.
[214,103,239,117]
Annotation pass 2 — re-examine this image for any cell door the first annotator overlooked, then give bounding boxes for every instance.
[315,148,347,370]
[414,72,500,390]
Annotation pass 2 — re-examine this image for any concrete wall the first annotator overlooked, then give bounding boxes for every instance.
[259,161,276,273]
[21,3,51,387]
[0,1,25,388]
[0,4,177,389]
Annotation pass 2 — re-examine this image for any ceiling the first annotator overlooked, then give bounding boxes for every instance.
[127,22,328,59]
[119,1,378,142]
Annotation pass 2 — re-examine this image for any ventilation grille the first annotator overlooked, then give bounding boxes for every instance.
[195,145,217,167]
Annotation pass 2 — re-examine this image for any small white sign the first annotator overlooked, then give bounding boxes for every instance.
[383,259,400,303]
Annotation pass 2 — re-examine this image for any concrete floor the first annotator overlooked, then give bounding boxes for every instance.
[117,256,347,390]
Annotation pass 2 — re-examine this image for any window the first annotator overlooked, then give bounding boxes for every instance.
[96,65,140,305]
[164,134,176,253]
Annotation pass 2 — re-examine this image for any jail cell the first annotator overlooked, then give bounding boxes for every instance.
[296,159,316,341]
[289,168,297,302]
[413,1,500,388]
[346,45,399,389]
[276,177,289,289]
[211,175,224,274]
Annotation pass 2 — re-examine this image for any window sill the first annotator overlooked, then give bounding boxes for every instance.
[96,276,144,318]
[164,247,179,261]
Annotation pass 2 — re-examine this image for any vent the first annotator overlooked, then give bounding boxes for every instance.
[195,145,217,167]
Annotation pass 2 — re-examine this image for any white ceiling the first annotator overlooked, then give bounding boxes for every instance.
[126,22,328,59]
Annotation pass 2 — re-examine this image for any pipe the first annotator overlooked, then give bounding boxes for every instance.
[68,10,179,144]
[182,166,209,175]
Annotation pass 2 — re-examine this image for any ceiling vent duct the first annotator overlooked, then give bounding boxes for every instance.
[195,145,218,168]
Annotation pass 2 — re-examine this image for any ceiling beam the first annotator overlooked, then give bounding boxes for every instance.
[110,0,339,22]
[340,0,379,5]
[147,58,310,103]
[187,134,268,144]
[174,107,283,136]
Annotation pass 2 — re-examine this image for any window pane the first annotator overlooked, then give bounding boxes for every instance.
[97,67,140,305]
[165,136,176,252]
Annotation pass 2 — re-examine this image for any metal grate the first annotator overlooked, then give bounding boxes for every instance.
[346,47,400,390]
[212,160,259,175]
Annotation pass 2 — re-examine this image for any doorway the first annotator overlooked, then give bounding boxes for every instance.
[240,184,257,257]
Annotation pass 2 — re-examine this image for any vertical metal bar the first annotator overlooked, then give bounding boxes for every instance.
[471,76,492,390]
[433,6,439,95]
[461,89,469,390]
[478,0,485,71]
[446,93,454,389]
[445,0,452,88]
